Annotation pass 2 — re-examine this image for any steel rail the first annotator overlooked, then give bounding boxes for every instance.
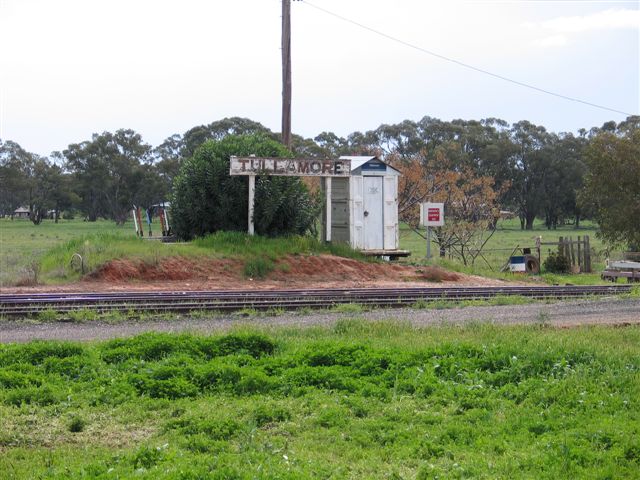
[0,285,632,317]
[0,285,631,302]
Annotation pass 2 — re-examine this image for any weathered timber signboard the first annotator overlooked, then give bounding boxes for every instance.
[230,157,350,177]
[228,155,403,254]
[229,156,350,237]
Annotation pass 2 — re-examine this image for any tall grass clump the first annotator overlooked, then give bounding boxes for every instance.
[38,233,168,281]
[243,256,274,279]
[193,231,366,261]
[34,230,369,284]
[194,232,371,278]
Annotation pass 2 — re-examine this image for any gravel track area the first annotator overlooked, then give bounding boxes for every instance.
[1,297,638,343]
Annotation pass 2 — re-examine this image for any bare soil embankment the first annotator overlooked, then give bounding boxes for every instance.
[3,254,513,293]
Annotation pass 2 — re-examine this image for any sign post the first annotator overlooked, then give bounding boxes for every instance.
[230,157,351,236]
[248,175,256,235]
[325,177,332,242]
[420,203,444,259]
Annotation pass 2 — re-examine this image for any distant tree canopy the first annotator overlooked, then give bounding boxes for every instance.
[170,135,319,240]
[0,139,76,223]
[580,118,640,249]
[63,129,159,224]
[5,114,639,249]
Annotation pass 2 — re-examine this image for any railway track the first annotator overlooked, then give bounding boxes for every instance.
[0,285,632,317]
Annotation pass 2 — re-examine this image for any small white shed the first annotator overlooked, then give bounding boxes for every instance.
[323,156,407,257]
[13,207,30,219]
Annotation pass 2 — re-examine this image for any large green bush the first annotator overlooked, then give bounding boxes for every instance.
[171,135,320,240]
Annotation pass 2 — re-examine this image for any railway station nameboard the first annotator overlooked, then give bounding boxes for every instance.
[230,156,351,177]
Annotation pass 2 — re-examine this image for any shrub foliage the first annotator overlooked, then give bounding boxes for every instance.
[543,251,571,273]
[171,135,320,240]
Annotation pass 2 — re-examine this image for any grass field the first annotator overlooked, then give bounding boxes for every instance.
[0,322,638,479]
[0,217,620,287]
[399,219,616,285]
[0,219,137,286]
[0,219,366,286]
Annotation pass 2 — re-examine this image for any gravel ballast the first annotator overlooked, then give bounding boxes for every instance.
[1,297,638,343]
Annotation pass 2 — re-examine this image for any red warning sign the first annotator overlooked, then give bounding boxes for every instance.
[421,202,444,227]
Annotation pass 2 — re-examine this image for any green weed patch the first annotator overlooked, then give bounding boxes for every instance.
[0,324,638,478]
[243,255,274,279]
[192,231,366,261]
[38,232,174,282]
[32,229,368,284]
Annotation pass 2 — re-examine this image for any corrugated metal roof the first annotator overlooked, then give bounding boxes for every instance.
[339,155,377,171]
[339,155,400,174]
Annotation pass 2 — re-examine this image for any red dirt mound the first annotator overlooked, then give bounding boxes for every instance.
[89,256,243,282]
[6,254,510,294]
[87,254,463,286]
[407,266,462,283]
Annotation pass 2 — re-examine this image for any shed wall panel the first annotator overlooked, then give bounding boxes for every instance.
[331,177,350,243]
[383,175,398,250]
[331,225,350,243]
[350,176,364,249]
[331,177,350,200]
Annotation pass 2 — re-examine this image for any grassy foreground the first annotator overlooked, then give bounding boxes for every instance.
[0,322,638,479]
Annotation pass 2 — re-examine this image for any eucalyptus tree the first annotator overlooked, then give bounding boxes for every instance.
[64,129,152,223]
[312,131,350,158]
[153,134,184,196]
[508,121,553,229]
[0,140,31,216]
[580,116,640,249]
[539,133,587,229]
[181,117,276,158]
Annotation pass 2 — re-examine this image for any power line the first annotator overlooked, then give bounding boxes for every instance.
[301,0,636,117]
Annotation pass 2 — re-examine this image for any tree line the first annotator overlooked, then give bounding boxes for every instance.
[1,115,637,243]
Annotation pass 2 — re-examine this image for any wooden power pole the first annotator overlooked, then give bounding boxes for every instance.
[281,0,292,149]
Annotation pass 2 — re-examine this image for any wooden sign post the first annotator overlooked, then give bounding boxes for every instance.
[230,157,351,238]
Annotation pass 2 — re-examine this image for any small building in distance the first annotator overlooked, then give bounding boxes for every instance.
[13,207,30,219]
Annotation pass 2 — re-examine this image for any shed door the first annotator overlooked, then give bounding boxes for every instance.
[383,175,398,250]
[350,176,364,249]
[363,176,383,250]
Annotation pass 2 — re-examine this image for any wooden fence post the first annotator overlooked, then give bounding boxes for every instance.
[577,236,582,271]
[569,236,576,267]
[585,236,591,272]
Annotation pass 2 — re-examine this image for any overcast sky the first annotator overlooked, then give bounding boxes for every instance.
[1,0,638,156]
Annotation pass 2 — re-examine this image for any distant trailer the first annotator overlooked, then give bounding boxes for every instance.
[324,156,408,259]
[601,260,640,283]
